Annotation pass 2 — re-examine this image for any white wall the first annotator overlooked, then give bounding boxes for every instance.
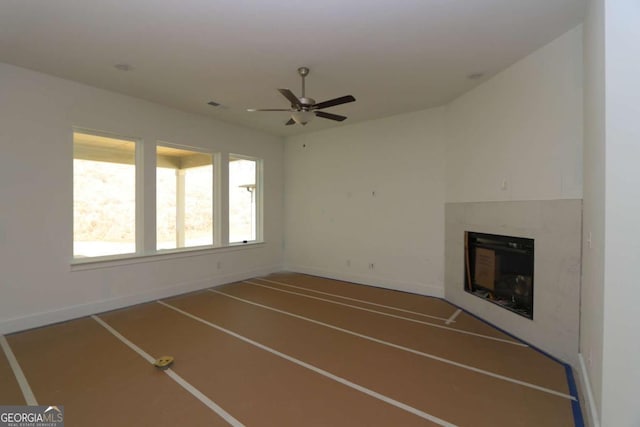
[283,26,584,302]
[0,62,284,334]
[442,25,584,365]
[600,2,640,425]
[581,0,605,424]
[284,108,446,296]
[446,26,583,203]
[581,2,640,425]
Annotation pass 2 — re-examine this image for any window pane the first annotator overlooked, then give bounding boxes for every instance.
[157,146,213,250]
[73,132,136,258]
[156,167,177,250]
[229,156,258,243]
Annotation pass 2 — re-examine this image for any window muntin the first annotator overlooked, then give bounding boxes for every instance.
[157,145,213,250]
[73,131,137,258]
[229,156,259,243]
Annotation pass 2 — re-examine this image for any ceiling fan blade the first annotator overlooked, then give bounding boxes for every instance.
[315,111,347,122]
[285,118,296,126]
[247,108,292,112]
[313,95,356,110]
[278,89,302,109]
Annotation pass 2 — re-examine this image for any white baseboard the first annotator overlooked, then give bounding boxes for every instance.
[578,353,600,427]
[283,264,444,298]
[0,264,281,335]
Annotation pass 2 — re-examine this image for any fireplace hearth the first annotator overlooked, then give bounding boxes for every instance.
[465,231,534,319]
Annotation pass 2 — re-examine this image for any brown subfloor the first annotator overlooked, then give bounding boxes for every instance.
[5,317,228,427]
[247,275,567,392]
[0,343,25,405]
[1,272,578,427]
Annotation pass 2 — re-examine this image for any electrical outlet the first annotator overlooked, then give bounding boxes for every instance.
[346,259,351,267]
[369,263,375,270]
[216,261,222,270]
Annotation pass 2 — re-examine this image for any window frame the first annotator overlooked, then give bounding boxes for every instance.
[228,153,263,245]
[71,129,264,267]
[72,127,142,261]
[155,141,219,252]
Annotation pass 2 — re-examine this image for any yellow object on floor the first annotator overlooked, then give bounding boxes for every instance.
[154,355,174,370]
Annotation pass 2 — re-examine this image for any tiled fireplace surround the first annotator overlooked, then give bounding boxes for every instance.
[445,200,582,365]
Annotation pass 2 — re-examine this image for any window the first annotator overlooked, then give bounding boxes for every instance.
[73,131,137,258]
[229,155,260,243]
[72,129,264,263]
[156,145,213,250]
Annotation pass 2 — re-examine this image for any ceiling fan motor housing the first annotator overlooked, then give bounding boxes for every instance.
[297,97,315,110]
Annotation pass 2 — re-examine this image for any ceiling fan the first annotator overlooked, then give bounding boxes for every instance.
[247,67,356,126]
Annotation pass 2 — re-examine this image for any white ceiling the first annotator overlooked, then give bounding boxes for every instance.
[0,0,585,137]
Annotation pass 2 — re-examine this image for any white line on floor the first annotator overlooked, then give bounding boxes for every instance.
[244,281,525,347]
[157,300,457,427]
[257,278,451,322]
[208,289,575,401]
[91,315,244,427]
[445,309,462,325]
[0,335,37,405]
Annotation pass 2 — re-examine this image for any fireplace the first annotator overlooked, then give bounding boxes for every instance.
[464,231,534,319]
[445,200,581,364]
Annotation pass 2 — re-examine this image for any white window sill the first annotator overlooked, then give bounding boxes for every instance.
[70,242,265,271]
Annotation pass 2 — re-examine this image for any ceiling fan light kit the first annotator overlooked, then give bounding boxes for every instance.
[248,67,356,126]
[291,110,315,125]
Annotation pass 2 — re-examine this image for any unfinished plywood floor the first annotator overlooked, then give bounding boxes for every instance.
[1,273,582,426]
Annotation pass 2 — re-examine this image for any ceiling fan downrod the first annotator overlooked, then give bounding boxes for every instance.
[298,66,309,99]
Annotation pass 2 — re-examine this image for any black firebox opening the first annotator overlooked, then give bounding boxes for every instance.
[464,231,534,319]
